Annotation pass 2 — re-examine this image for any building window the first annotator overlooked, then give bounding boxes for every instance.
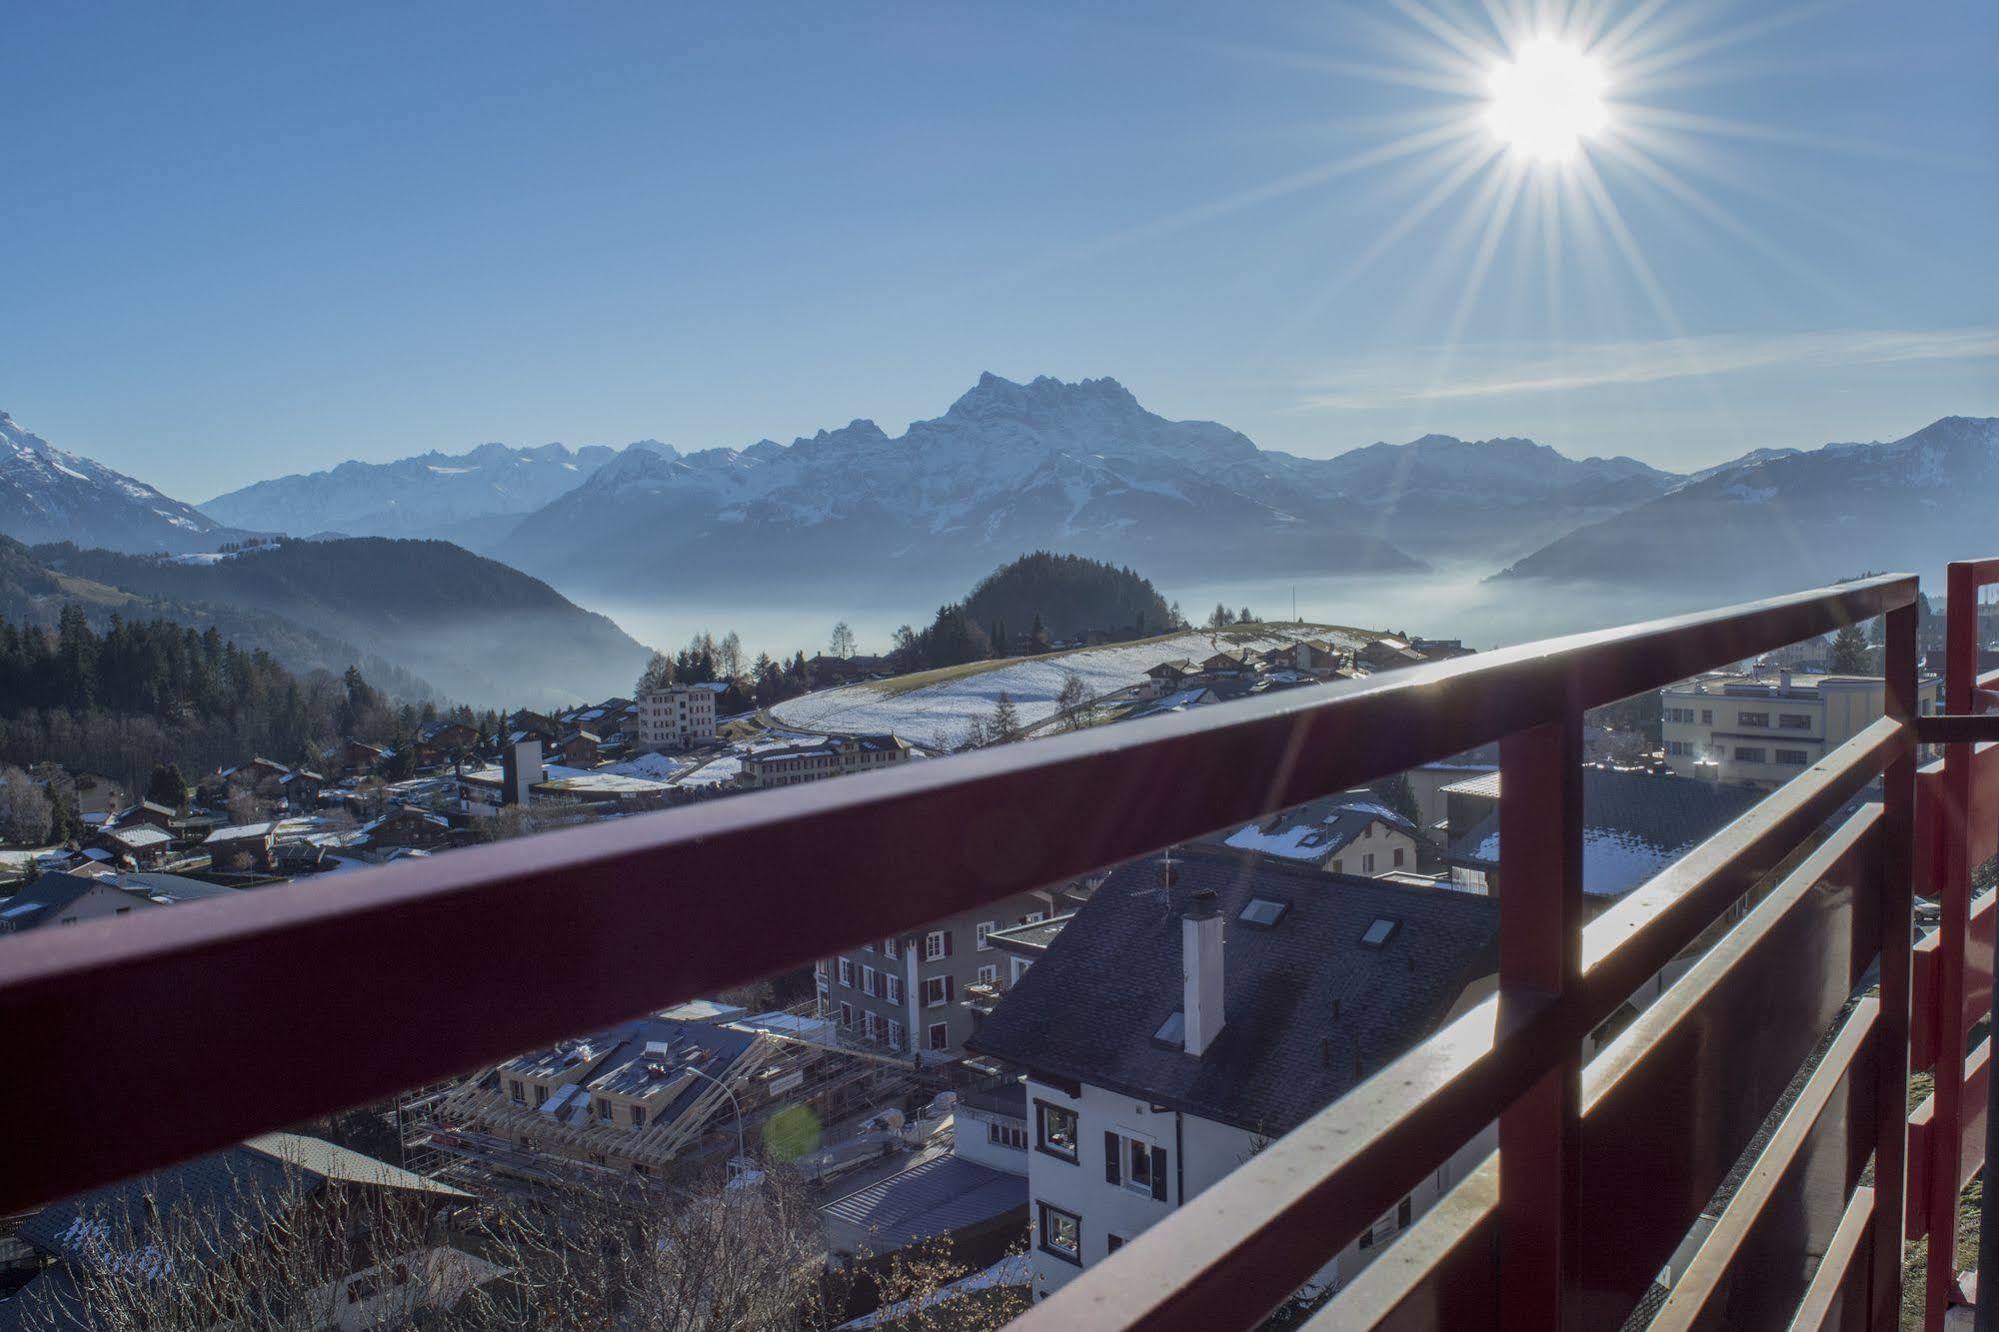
[1393,847,1405,867]
[989,1119,1027,1150]
[813,960,827,982]
[1700,709,1713,725]
[840,1002,855,1029]
[1362,852,1376,873]
[883,937,899,958]
[596,1097,613,1121]
[509,1079,526,1105]
[864,1011,879,1042]
[1106,1130,1168,1201]
[1775,749,1810,766]
[1038,1202,1082,1265]
[837,958,854,988]
[927,1022,950,1051]
[1734,747,1768,763]
[1107,1234,1125,1254]
[885,975,902,1004]
[1780,714,1813,729]
[534,1083,548,1107]
[631,1105,646,1129]
[977,963,998,985]
[923,975,952,1007]
[1665,706,1695,724]
[1330,859,1343,873]
[1737,711,1770,728]
[925,930,951,961]
[861,966,877,997]
[888,1020,904,1050]
[1036,1101,1079,1161]
[977,921,996,951]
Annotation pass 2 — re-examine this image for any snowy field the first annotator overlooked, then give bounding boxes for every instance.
[771,625,1377,745]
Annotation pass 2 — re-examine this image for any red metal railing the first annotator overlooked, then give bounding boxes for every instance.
[0,569,1980,1328]
[1906,559,1999,1328]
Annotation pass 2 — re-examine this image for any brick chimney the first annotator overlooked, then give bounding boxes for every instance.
[1182,887,1225,1056]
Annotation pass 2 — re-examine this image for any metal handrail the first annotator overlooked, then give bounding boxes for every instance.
[0,572,1922,1327]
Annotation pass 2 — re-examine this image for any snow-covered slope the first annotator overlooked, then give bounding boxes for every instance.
[770,624,1378,744]
[500,374,1426,595]
[0,412,251,554]
[201,440,628,547]
[1499,416,1999,590]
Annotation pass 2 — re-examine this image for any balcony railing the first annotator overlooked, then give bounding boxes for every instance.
[3,564,1996,1329]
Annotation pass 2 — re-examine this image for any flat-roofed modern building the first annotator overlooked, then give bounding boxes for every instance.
[1659,668,1938,789]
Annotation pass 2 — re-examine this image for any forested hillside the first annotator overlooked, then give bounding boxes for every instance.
[960,552,1177,644]
[34,537,652,706]
[0,535,437,703]
[0,606,389,795]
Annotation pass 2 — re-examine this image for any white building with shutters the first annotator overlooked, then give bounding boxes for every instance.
[637,684,718,750]
[968,848,1502,1306]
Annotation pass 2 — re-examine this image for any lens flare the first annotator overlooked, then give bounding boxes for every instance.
[1485,38,1609,162]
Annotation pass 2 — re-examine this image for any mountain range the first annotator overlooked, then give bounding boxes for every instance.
[1,412,257,554]
[201,440,626,550]
[1498,415,1999,593]
[3,384,1992,632]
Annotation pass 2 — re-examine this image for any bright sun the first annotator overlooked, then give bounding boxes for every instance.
[1485,37,1608,162]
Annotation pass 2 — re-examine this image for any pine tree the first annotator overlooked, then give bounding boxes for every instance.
[989,692,1022,744]
[1829,624,1870,674]
[146,763,188,812]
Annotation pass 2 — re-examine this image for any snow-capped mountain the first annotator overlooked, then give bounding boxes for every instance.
[0,411,252,554]
[1272,433,1683,566]
[498,373,1429,595]
[201,440,630,549]
[1499,416,1999,591]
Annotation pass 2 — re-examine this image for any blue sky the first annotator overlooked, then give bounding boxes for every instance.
[3,1,1995,499]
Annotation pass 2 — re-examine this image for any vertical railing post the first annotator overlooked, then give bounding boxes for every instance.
[1878,597,1919,1329]
[1498,712,1584,1331]
[1924,568,1976,1327]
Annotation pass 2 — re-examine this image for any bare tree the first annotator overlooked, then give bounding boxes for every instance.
[1055,672,1090,732]
[55,1157,487,1331]
[637,650,674,695]
[830,622,858,659]
[1206,603,1233,630]
[0,764,52,844]
[718,631,745,679]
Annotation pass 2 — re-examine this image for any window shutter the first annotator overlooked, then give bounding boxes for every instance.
[1105,1132,1121,1185]
[943,931,954,957]
[945,976,955,1001]
[1151,1147,1168,1201]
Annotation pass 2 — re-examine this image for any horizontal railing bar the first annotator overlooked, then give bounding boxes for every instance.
[1787,1186,1875,1332]
[1580,718,1902,994]
[1321,802,1881,1330]
[1917,714,1999,745]
[1300,1154,1500,1331]
[0,575,1916,1213]
[1648,998,1879,1331]
[1016,766,1892,1331]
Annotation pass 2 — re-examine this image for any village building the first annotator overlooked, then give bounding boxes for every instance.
[740,733,911,789]
[331,739,390,777]
[637,684,718,750]
[204,821,279,873]
[1441,766,1763,902]
[430,1016,781,1181]
[86,822,178,871]
[1208,797,1422,876]
[110,800,177,830]
[359,806,456,854]
[1659,667,1940,789]
[554,729,602,768]
[816,881,1093,1061]
[0,871,161,934]
[1357,637,1429,672]
[967,847,1500,1304]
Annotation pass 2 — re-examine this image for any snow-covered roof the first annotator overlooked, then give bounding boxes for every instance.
[204,821,277,843]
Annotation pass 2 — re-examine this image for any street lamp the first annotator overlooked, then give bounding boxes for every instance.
[681,1063,747,1173]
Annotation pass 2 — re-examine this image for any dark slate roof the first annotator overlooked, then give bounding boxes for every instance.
[0,873,124,931]
[117,871,241,904]
[820,1154,1027,1253]
[1445,767,1764,898]
[967,847,1500,1138]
